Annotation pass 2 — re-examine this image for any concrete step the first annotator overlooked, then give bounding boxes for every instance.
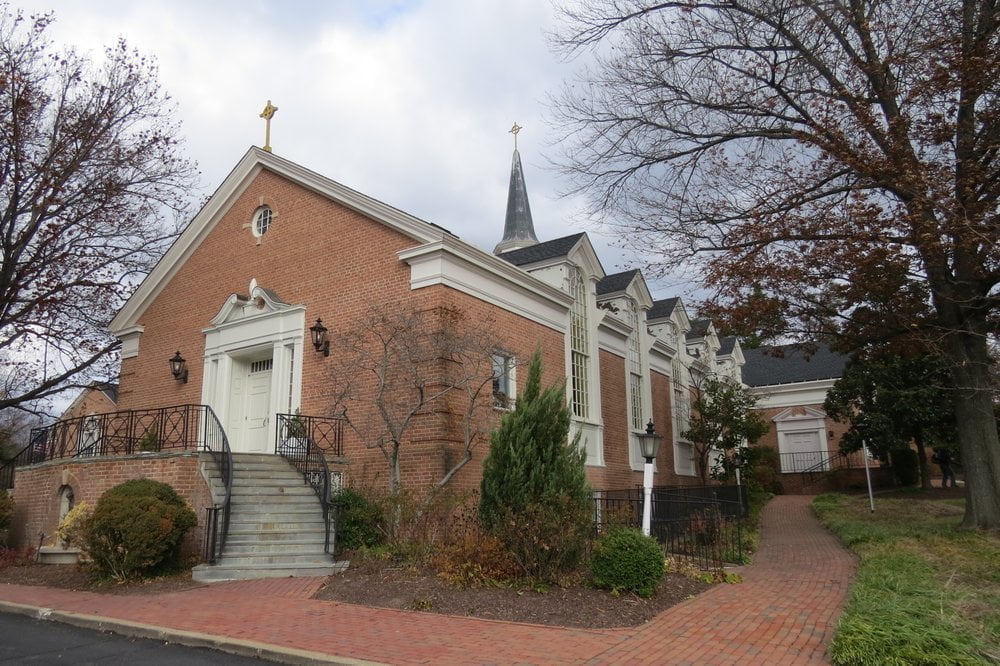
[226,530,326,543]
[214,553,336,566]
[227,506,324,517]
[224,542,327,556]
[192,560,348,583]
[229,495,317,506]
[228,521,326,532]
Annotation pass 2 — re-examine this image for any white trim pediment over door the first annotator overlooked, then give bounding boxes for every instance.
[202,279,305,454]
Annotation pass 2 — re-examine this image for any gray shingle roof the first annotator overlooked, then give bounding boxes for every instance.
[686,318,711,340]
[647,297,680,320]
[719,336,737,356]
[741,344,848,386]
[596,269,640,296]
[496,233,586,266]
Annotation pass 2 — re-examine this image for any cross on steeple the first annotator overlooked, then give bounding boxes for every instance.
[509,122,522,150]
[260,100,278,153]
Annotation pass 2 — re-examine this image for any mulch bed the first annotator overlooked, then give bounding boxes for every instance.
[313,558,712,629]
[1,557,714,629]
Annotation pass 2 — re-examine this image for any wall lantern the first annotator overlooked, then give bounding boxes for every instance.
[310,318,330,357]
[169,351,188,383]
[637,420,663,537]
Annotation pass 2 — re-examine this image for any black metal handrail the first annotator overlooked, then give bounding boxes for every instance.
[778,450,835,473]
[274,413,344,555]
[1,441,46,490]
[800,451,855,487]
[27,404,214,463]
[202,406,233,564]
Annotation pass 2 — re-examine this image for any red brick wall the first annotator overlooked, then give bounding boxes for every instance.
[10,453,212,557]
[60,388,116,421]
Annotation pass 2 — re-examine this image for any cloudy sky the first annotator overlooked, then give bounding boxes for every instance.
[14,0,689,297]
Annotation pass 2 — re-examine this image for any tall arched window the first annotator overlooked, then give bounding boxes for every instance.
[568,265,590,419]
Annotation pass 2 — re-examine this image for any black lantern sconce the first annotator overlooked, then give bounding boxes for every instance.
[169,351,188,383]
[310,318,330,357]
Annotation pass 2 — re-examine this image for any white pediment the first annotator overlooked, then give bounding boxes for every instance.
[209,279,301,326]
[772,406,827,423]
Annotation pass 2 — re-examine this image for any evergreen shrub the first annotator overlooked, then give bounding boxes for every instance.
[591,527,665,598]
[332,487,385,551]
[890,448,919,486]
[479,351,592,581]
[85,479,196,581]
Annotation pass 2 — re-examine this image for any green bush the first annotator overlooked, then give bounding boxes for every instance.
[714,446,783,494]
[84,479,197,582]
[479,351,592,582]
[332,487,385,551]
[890,447,919,486]
[591,528,665,598]
[0,491,13,532]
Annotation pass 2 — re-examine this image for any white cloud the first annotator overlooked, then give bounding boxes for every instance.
[12,0,695,300]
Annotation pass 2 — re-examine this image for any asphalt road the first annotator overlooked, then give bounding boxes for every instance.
[0,611,266,664]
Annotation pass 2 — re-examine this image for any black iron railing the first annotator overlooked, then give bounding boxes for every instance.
[778,450,835,473]
[27,404,215,462]
[274,413,345,555]
[594,485,748,568]
[1,439,48,491]
[201,407,233,564]
[799,450,858,487]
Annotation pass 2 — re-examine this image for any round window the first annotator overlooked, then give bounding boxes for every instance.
[252,206,273,237]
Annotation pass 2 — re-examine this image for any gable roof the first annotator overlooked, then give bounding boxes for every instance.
[647,297,680,320]
[741,344,849,386]
[110,147,451,333]
[596,269,641,296]
[496,233,586,267]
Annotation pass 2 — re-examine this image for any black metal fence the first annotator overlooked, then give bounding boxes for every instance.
[201,407,233,564]
[593,484,749,569]
[274,413,345,554]
[778,450,834,473]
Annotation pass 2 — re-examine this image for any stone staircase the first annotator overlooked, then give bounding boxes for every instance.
[193,452,344,582]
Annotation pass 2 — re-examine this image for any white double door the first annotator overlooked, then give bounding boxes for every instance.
[227,360,273,453]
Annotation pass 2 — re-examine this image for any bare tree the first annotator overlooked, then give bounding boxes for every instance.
[0,6,197,412]
[325,302,507,494]
[553,0,1000,529]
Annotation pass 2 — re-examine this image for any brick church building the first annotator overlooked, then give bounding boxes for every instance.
[9,143,752,579]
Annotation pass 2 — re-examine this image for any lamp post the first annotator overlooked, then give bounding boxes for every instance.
[856,419,875,513]
[638,420,663,537]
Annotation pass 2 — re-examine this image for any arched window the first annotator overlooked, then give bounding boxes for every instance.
[626,299,644,431]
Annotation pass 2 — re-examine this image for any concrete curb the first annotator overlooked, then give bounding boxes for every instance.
[0,599,383,666]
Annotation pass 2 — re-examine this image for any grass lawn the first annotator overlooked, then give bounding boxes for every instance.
[813,492,999,666]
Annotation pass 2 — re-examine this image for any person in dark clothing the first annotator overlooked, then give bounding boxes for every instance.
[932,448,956,488]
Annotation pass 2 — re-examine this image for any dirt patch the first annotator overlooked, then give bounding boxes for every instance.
[313,559,712,629]
[0,562,205,596]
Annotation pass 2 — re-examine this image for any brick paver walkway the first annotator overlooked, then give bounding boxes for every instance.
[0,495,854,664]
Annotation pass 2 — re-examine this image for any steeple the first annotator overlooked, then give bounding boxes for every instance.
[494,123,538,254]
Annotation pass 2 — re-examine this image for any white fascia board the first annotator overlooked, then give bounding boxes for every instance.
[566,235,606,279]
[750,378,837,409]
[597,314,630,355]
[649,338,676,374]
[110,147,446,335]
[399,237,572,332]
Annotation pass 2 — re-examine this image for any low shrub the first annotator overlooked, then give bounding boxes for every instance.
[55,502,92,548]
[490,494,593,584]
[0,546,35,568]
[332,487,385,552]
[591,527,665,598]
[433,528,520,587]
[84,479,197,582]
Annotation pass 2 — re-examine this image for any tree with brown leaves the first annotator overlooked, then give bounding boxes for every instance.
[553,0,1000,528]
[0,6,197,413]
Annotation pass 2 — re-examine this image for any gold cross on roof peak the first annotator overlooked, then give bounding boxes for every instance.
[260,100,278,153]
[509,122,522,150]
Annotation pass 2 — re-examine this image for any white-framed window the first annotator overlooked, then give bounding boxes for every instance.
[492,351,515,409]
[252,206,273,237]
[569,265,590,419]
[626,299,644,431]
[672,358,695,475]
